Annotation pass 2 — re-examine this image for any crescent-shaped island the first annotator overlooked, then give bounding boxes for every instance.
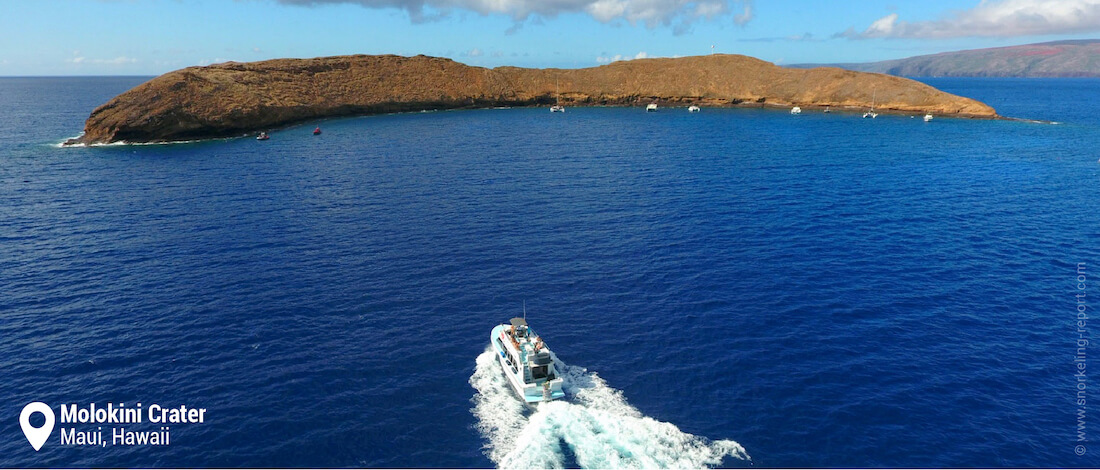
[67,53,998,145]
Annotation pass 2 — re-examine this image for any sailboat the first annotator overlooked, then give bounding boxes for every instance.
[550,80,565,112]
[863,89,878,119]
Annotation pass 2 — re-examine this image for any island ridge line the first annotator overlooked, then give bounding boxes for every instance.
[70,53,998,145]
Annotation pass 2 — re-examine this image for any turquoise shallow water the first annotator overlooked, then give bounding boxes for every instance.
[0,76,1098,467]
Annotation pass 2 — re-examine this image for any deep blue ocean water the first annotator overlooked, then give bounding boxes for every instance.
[0,76,1098,468]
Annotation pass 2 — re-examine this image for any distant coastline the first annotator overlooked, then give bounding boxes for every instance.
[68,53,998,145]
[792,40,1100,78]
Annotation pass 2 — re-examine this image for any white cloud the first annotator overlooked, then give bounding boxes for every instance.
[103,56,138,65]
[587,0,626,22]
[733,0,752,25]
[198,58,230,66]
[694,1,727,18]
[841,0,1100,39]
[864,12,898,37]
[274,0,755,29]
[465,47,484,57]
[596,51,650,63]
[68,56,137,65]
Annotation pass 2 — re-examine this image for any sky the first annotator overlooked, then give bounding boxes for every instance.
[3,0,1100,75]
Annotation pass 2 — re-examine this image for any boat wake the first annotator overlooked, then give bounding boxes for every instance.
[469,349,750,469]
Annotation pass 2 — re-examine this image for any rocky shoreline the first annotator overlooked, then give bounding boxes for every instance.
[67,54,998,145]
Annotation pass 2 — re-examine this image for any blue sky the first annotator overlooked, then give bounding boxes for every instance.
[3,0,1100,75]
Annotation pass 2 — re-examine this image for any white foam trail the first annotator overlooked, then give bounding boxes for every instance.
[55,131,241,148]
[471,348,533,464]
[59,138,218,148]
[469,349,750,469]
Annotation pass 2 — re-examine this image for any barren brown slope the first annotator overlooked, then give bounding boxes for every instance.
[71,53,996,145]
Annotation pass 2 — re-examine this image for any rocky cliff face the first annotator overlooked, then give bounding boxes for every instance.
[71,54,997,145]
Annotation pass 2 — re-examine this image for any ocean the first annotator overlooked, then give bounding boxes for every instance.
[0,76,1097,468]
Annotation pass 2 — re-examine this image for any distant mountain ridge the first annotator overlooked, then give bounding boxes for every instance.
[794,40,1100,77]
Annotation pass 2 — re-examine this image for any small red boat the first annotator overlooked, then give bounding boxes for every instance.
[313,127,322,135]
[256,132,270,141]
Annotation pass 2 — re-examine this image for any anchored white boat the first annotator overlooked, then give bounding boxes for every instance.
[923,113,933,122]
[646,103,658,112]
[790,106,801,115]
[863,89,878,118]
[551,80,566,112]
[491,317,565,403]
[688,105,701,113]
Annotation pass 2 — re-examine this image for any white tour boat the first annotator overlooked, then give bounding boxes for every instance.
[790,106,802,115]
[688,105,701,113]
[491,317,565,404]
[646,103,658,112]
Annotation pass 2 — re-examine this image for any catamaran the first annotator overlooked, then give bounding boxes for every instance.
[863,89,878,119]
[551,80,565,112]
[491,317,565,404]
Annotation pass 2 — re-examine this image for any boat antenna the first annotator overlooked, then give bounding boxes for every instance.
[523,300,527,321]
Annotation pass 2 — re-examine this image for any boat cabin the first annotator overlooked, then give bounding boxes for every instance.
[491,316,566,403]
[502,317,556,383]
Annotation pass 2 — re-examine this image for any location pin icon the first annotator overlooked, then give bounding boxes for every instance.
[20,402,54,451]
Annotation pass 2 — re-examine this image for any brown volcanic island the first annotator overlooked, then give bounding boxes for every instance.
[70,53,997,145]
